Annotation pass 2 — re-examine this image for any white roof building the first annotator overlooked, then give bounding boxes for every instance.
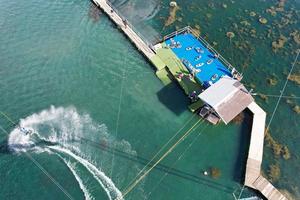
[198,77,254,124]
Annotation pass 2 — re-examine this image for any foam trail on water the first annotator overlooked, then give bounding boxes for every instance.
[8,129,34,152]
[61,157,94,200]
[50,146,123,200]
[7,106,129,200]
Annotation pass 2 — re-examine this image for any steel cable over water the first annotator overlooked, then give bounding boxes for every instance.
[0,112,74,200]
[121,117,203,198]
[110,48,129,179]
[147,122,209,197]
[266,49,299,132]
[122,114,196,190]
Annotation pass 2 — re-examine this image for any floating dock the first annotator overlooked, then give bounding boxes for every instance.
[91,1,287,199]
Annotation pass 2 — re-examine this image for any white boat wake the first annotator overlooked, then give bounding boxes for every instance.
[61,157,94,200]
[51,146,123,200]
[6,106,136,200]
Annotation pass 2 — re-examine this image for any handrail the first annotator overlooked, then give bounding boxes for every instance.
[105,0,153,50]
[163,26,243,78]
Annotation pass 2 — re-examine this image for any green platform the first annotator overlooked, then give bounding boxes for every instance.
[150,43,204,113]
[154,43,203,95]
[150,54,166,71]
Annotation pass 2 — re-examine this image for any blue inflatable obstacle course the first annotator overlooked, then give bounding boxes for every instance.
[165,33,232,88]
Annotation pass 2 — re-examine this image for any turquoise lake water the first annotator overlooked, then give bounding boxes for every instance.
[0,0,299,199]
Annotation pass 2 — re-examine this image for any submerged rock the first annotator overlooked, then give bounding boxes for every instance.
[249,11,256,17]
[169,1,177,7]
[226,31,235,39]
[266,7,277,16]
[259,17,268,24]
[240,20,251,26]
[293,105,300,114]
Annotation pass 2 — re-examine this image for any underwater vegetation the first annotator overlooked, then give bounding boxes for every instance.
[192,24,201,37]
[232,112,245,125]
[288,73,300,85]
[272,35,288,52]
[258,94,269,102]
[164,2,180,27]
[267,77,278,86]
[268,162,281,182]
[286,98,300,115]
[210,167,221,179]
[265,129,291,160]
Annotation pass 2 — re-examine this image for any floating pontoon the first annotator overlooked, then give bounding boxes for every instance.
[153,27,251,124]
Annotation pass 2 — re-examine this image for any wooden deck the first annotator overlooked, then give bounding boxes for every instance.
[246,102,287,200]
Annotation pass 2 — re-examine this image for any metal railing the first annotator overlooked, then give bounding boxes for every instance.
[163,26,243,78]
[102,0,155,53]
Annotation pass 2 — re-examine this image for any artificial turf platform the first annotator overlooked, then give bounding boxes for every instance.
[154,43,203,95]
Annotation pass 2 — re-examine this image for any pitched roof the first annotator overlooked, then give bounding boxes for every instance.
[198,77,254,124]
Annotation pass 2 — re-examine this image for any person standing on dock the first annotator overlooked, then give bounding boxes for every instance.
[123,19,128,28]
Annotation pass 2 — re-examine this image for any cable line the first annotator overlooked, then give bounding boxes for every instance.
[123,114,196,191]
[0,111,18,126]
[148,123,208,197]
[0,112,74,200]
[111,51,129,178]
[266,49,299,132]
[121,118,203,198]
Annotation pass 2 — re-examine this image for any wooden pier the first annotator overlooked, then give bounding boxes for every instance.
[91,1,288,199]
[246,102,287,200]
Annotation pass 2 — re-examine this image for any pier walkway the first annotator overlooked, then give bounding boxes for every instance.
[245,102,287,200]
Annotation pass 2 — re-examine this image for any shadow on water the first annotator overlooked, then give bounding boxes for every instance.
[233,109,253,183]
[0,140,9,154]
[78,136,235,193]
[88,3,103,23]
[156,83,189,116]
[232,109,267,198]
